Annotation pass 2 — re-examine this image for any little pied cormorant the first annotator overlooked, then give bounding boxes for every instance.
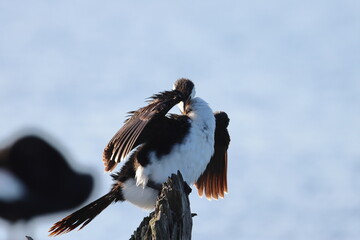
[49,78,230,236]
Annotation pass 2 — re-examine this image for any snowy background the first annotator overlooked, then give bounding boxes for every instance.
[1,0,360,239]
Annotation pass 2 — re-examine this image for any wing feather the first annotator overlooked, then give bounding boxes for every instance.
[195,111,230,199]
[103,90,184,171]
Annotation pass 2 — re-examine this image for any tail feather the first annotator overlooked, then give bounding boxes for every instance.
[49,192,117,236]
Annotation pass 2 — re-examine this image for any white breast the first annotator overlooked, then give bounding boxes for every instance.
[135,97,215,187]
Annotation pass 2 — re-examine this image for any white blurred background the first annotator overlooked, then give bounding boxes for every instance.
[0,1,359,239]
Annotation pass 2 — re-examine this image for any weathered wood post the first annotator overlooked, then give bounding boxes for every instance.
[130,172,193,240]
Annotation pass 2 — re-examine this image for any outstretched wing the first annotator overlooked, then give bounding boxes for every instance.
[103,90,184,172]
[195,111,230,199]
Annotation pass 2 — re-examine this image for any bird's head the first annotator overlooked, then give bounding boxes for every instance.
[173,78,195,114]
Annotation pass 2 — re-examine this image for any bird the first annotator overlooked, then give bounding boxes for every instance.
[0,134,93,223]
[49,78,230,236]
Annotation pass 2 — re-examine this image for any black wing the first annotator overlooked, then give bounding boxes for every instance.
[103,90,184,171]
[195,111,230,199]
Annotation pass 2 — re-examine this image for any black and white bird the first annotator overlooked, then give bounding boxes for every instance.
[49,78,230,236]
[0,134,93,233]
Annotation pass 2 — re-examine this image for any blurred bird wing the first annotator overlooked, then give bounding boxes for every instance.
[195,111,230,199]
[103,90,183,172]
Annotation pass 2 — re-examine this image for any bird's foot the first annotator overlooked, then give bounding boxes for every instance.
[147,180,162,191]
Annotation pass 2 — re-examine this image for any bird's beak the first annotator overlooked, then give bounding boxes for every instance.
[181,97,191,114]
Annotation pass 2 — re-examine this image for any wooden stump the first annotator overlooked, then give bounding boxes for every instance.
[130,172,193,240]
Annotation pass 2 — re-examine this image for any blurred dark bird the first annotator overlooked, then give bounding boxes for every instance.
[0,135,94,222]
[49,78,230,236]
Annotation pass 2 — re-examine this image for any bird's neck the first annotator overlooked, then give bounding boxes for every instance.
[187,97,215,130]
